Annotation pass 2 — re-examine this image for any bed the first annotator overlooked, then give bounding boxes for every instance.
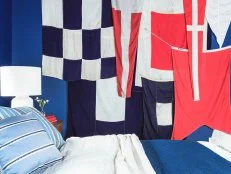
[142,140,231,174]
[0,106,231,174]
[42,137,231,174]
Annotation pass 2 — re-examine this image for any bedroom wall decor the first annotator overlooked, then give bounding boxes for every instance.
[41,0,231,139]
[0,0,230,139]
[112,0,143,98]
[137,0,187,139]
[42,0,144,138]
[171,0,231,140]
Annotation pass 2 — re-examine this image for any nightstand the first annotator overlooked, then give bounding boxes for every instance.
[52,120,63,133]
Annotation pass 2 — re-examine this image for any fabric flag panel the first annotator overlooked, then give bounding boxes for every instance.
[112,0,144,98]
[66,77,143,138]
[142,78,174,139]
[171,0,231,140]
[135,0,187,86]
[42,0,116,81]
[205,0,231,48]
[208,22,231,105]
[136,0,186,139]
[150,0,187,71]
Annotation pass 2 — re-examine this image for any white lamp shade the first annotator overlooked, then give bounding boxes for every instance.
[0,66,41,97]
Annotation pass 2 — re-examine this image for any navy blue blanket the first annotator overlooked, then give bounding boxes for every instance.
[142,140,231,174]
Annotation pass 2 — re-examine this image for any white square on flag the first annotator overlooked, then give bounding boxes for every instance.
[63,29,82,60]
[82,0,102,29]
[96,77,126,122]
[81,59,101,81]
[156,102,172,126]
[42,55,63,79]
[101,27,115,58]
[42,0,63,28]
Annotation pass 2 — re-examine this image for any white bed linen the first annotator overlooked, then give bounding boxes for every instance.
[44,134,155,174]
[209,129,231,153]
[199,141,231,162]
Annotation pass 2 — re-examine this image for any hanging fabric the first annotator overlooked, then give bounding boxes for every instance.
[135,0,187,86]
[150,0,187,71]
[205,0,231,48]
[136,0,187,139]
[171,0,231,140]
[41,0,144,138]
[66,78,144,138]
[112,0,144,98]
[42,0,116,81]
[142,78,174,139]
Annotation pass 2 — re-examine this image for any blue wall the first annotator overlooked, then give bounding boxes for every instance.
[0,0,11,65]
[0,0,67,136]
[0,0,12,106]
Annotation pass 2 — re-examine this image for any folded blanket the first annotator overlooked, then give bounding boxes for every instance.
[44,134,155,174]
[142,140,231,174]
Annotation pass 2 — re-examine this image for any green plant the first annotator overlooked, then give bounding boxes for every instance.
[34,97,49,115]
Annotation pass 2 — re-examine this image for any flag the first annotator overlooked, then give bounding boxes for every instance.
[66,77,143,138]
[42,0,116,81]
[135,0,187,86]
[171,0,231,140]
[142,78,174,139]
[205,0,231,48]
[112,0,144,98]
[136,0,187,139]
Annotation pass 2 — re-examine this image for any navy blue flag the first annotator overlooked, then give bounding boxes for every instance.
[66,79,143,138]
[142,78,174,139]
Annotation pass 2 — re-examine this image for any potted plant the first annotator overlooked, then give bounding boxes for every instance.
[34,97,49,116]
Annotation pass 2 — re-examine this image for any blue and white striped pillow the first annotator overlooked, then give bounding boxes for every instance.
[0,106,64,149]
[0,113,63,174]
[0,106,21,119]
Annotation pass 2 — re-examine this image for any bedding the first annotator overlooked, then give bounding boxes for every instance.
[0,113,63,174]
[209,129,231,153]
[44,134,155,174]
[0,106,64,149]
[142,140,231,174]
[199,141,231,163]
[0,106,21,119]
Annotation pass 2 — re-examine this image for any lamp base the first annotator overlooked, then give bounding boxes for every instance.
[11,96,34,108]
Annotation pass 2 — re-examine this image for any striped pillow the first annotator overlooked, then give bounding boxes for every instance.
[0,106,22,119]
[0,113,63,174]
[0,106,64,149]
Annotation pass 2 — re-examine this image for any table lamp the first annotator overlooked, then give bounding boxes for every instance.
[0,66,41,108]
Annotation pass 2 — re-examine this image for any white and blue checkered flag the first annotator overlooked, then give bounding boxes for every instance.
[42,0,116,81]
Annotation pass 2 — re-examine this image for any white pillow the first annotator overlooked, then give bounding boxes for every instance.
[209,130,231,153]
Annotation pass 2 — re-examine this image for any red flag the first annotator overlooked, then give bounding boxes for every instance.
[171,0,231,140]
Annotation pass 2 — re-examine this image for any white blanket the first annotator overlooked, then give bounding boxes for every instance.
[44,134,155,174]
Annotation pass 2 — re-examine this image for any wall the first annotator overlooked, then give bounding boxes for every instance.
[0,0,12,106]
[11,0,67,136]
